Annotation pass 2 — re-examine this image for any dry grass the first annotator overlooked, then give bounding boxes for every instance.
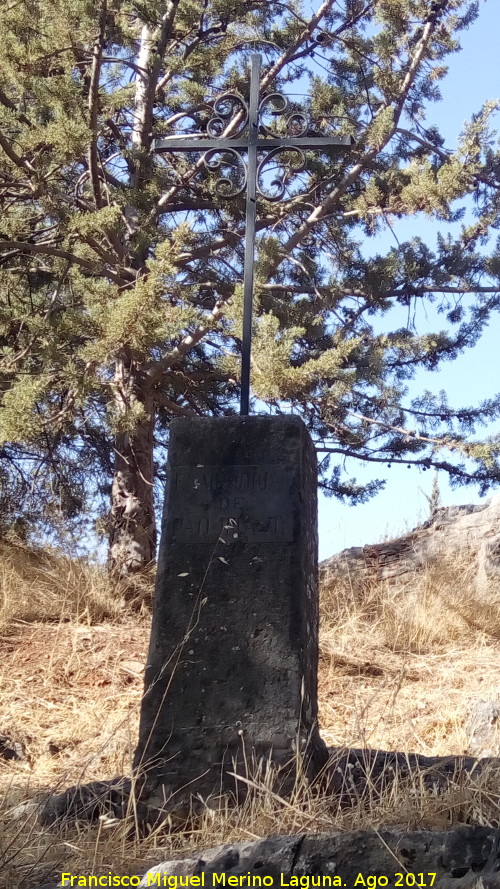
[2,543,500,888]
[0,541,120,629]
[318,550,500,753]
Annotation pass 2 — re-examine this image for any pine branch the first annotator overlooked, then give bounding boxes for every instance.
[395,127,451,163]
[153,392,194,416]
[274,10,442,261]
[145,301,226,386]
[315,445,477,481]
[340,408,457,450]
[0,131,38,182]
[0,88,33,129]
[256,283,500,297]
[0,239,130,285]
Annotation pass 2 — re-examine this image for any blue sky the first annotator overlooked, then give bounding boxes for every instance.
[318,0,500,560]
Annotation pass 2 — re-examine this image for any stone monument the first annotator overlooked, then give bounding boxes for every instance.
[133,415,327,821]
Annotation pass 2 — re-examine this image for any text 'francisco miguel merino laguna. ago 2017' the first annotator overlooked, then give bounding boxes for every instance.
[61,872,439,888]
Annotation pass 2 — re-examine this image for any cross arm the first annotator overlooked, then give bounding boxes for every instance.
[152,135,354,153]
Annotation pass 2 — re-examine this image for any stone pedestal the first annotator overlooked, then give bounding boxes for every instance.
[133,416,327,820]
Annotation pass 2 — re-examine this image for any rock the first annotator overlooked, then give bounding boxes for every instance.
[0,733,26,761]
[467,700,500,757]
[139,835,301,887]
[39,777,131,826]
[323,747,500,810]
[8,799,39,820]
[320,495,500,593]
[139,827,500,887]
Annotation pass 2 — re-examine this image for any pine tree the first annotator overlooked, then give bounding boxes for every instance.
[1,0,500,574]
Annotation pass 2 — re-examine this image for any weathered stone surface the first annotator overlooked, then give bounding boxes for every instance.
[320,496,500,592]
[466,700,500,758]
[138,828,500,888]
[140,835,302,887]
[39,777,131,826]
[134,416,327,821]
[0,733,25,761]
[326,747,500,804]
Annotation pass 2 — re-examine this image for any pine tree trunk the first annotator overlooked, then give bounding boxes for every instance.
[108,351,156,576]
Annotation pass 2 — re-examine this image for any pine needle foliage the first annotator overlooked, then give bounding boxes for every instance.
[1,0,500,570]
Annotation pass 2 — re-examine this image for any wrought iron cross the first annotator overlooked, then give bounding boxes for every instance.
[153,54,353,415]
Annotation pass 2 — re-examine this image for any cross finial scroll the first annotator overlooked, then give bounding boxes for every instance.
[153,54,354,415]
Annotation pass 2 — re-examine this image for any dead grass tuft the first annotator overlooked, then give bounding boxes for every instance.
[319,550,500,753]
[0,540,154,630]
[321,548,500,654]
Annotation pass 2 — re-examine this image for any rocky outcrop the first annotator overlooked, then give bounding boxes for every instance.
[319,496,500,591]
[138,827,500,887]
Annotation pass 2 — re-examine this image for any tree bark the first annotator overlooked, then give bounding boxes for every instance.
[109,351,156,576]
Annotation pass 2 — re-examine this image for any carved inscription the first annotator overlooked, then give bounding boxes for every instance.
[169,464,293,543]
